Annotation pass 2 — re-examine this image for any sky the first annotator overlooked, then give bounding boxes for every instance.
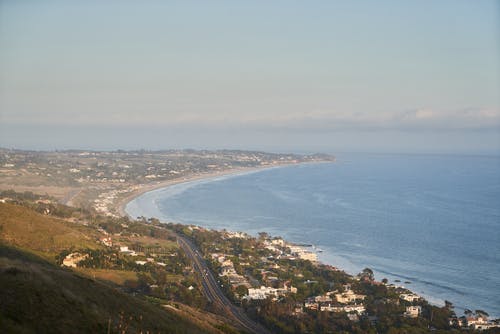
[1,0,499,154]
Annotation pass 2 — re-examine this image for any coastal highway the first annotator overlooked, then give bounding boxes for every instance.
[177,235,272,334]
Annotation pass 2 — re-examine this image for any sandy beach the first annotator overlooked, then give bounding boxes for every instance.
[115,164,287,219]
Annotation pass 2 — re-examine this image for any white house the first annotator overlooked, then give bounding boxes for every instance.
[315,295,333,303]
[343,305,366,314]
[335,289,366,304]
[400,293,420,302]
[62,252,88,268]
[404,306,421,318]
[245,286,293,300]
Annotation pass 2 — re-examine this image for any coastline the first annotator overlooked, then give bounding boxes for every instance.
[116,161,328,219]
[122,167,448,311]
[117,159,499,319]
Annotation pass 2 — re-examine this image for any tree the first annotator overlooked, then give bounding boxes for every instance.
[359,268,374,281]
[475,310,489,318]
[235,285,248,298]
[258,232,269,240]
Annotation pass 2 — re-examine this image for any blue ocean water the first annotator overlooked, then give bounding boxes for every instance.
[126,153,500,317]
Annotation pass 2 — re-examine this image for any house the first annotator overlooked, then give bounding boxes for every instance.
[245,285,293,300]
[62,252,88,268]
[473,323,500,331]
[334,289,366,304]
[246,286,276,300]
[343,304,366,314]
[400,293,420,302]
[304,299,319,310]
[220,265,237,276]
[287,245,318,262]
[347,313,359,322]
[404,306,421,318]
[271,238,285,247]
[100,237,112,247]
[315,295,333,303]
[320,304,343,312]
[293,303,304,315]
[466,315,488,328]
[220,259,234,267]
[228,274,250,287]
[297,251,318,262]
[319,304,366,314]
[119,246,137,256]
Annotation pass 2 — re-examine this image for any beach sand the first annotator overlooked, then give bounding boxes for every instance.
[115,165,283,218]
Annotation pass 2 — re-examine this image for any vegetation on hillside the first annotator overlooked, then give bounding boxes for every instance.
[0,244,215,334]
[0,198,241,334]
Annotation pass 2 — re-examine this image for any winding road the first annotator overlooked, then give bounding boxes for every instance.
[177,235,272,334]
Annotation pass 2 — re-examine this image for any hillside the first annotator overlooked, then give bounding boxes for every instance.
[0,202,101,257]
[0,203,240,334]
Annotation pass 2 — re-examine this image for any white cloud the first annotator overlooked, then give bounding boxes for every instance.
[240,107,500,131]
[2,102,499,131]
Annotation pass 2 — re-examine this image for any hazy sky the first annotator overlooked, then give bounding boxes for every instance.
[1,1,499,153]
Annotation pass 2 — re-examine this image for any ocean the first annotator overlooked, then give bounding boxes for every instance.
[126,153,500,317]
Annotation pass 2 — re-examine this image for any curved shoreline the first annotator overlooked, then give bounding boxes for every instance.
[118,160,498,318]
[117,162,326,219]
[117,167,263,218]
[122,166,449,310]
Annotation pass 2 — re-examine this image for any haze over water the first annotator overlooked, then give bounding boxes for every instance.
[127,153,500,318]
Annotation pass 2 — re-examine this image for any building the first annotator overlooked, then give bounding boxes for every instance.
[319,304,365,314]
[297,251,318,262]
[334,289,366,304]
[343,305,366,314]
[404,306,421,318]
[315,295,333,303]
[220,265,237,276]
[466,316,488,328]
[271,238,285,247]
[245,285,296,301]
[400,293,420,302]
[304,299,319,310]
[100,237,112,247]
[246,286,278,300]
[119,246,137,256]
[62,252,88,268]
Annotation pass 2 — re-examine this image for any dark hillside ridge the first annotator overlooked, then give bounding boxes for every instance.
[0,244,220,334]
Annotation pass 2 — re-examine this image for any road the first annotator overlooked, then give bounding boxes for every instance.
[177,235,272,334]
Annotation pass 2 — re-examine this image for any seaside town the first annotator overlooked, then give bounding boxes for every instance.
[0,150,498,333]
[0,149,334,217]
